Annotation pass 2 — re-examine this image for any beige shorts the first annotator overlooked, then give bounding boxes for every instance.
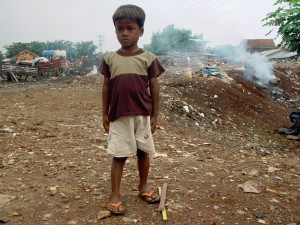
[107,116,155,157]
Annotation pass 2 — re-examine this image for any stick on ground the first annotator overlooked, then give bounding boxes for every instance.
[158,183,167,211]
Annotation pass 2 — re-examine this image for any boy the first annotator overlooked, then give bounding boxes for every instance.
[99,4,165,215]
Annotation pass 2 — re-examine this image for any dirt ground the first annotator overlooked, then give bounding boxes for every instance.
[0,58,300,225]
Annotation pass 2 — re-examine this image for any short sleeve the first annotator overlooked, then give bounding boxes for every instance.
[99,58,111,78]
[148,58,165,79]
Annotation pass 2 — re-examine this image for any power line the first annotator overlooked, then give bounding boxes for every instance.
[190,0,253,30]
[146,0,199,28]
[142,0,254,43]
[172,0,236,26]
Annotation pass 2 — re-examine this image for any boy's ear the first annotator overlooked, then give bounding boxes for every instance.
[139,27,144,36]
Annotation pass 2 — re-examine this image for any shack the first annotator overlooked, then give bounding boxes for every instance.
[242,39,276,53]
[11,50,39,61]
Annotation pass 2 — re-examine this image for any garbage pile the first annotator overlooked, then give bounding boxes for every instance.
[278,111,300,140]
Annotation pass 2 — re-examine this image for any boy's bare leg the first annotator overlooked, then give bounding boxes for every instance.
[137,149,150,192]
[109,156,127,212]
[137,149,159,201]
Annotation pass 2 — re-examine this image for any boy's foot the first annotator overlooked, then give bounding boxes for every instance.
[139,189,160,204]
[107,201,125,215]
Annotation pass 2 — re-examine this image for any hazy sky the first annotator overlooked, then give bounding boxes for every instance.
[0,0,279,53]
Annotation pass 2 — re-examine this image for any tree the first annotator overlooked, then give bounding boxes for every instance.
[4,41,46,57]
[5,42,28,58]
[4,40,97,60]
[74,41,97,58]
[0,51,4,61]
[28,41,47,56]
[263,0,300,54]
[144,24,203,55]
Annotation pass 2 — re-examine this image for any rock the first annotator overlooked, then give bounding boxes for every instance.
[257,219,267,224]
[66,221,77,225]
[0,216,10,223]
[97,210,111,219]
[0,194,16,207]
[43,214,52,221]
[50,187,57,195]
[167,203,184,210]
[183,106,189,113]
[238,181,260,194]
[1,127,13,133]
[255,212,265,218]
[236,210,246,215]
[267,166,279,173]
[122,217,139,223]
[248,169,260,177]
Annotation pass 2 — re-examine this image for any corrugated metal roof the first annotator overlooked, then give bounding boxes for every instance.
[260,48,297,59]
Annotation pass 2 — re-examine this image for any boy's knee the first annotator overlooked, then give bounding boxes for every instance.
[113,156,127,164]
[137,149,149,159]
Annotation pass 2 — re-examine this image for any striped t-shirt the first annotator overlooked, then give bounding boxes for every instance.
[99,49,165,122]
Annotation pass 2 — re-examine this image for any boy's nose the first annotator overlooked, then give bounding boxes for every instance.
[122,30,128,36]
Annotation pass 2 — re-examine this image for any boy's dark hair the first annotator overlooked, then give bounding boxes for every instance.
[113,4,145,28]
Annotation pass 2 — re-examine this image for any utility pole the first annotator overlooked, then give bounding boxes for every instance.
[97,35,104,54]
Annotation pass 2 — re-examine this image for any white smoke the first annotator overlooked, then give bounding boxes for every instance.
[214,44,276,86]
[233,44,275,86]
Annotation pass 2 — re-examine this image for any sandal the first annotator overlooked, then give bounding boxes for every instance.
[107,201,125,215]
[139,189,160,204]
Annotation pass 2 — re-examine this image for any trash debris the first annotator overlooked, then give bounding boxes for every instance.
[277,111,300,139]
[123,217,139,223]
[11,212,21,216]
[201,67,220,75]
[238,181,260,194]
[265,188,288,196]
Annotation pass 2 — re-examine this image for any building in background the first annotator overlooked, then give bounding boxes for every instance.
[11,50,39,62]
[242,39,276,53]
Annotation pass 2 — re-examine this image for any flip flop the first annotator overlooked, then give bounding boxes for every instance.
[139,189,160,204]
[106,201,125,215]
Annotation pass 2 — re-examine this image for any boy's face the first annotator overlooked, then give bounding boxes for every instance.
[115,18,144,51]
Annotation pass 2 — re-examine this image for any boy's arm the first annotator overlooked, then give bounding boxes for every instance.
[102,77,110,132]
[149,77,159,134]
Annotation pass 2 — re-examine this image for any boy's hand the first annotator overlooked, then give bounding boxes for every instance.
[150,115,157,134]
[103,115,110,132]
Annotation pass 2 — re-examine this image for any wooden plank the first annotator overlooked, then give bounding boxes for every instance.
[158,184,168,220]
[10,72,18,82]
[158,183,167,211]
